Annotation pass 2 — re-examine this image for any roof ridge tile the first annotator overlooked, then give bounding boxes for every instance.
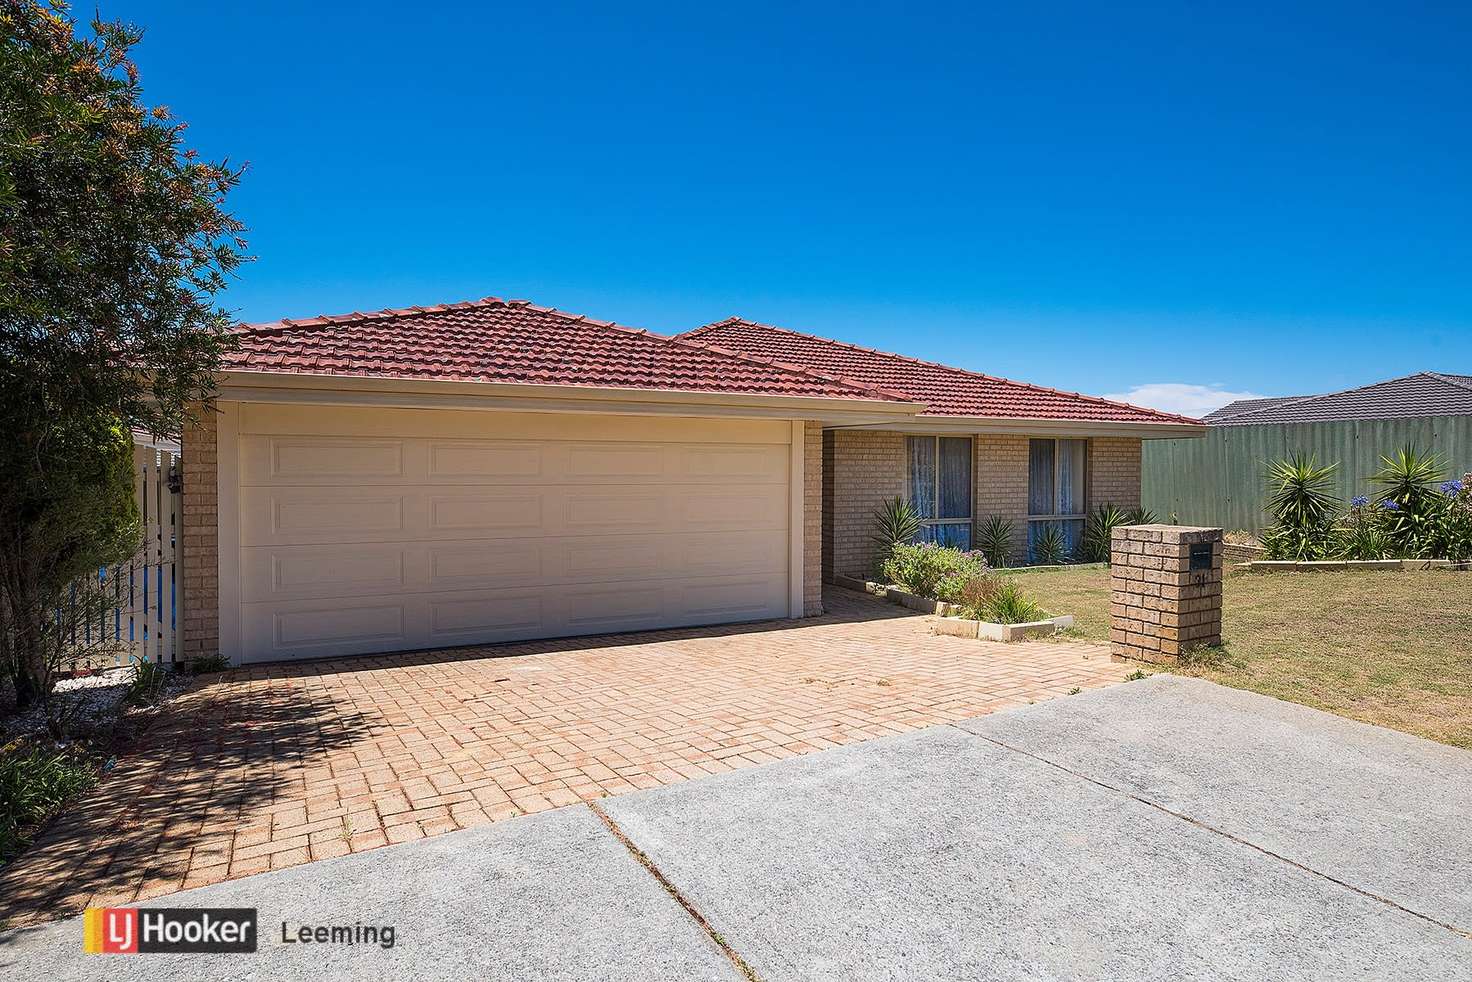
[231,295,911,405]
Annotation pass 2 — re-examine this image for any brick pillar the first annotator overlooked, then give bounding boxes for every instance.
[803,420,824,616]
[180,404,220,660]
[1109,525,1222,663]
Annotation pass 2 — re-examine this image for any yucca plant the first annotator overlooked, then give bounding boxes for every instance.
[974,515,1015,568]
[1080,504,1155,563]
[1371,445,1446,557]
[870,497,923,557]
[1260,454,1340,560]
[1265,454,1339,530]
[1030,523,1070,565]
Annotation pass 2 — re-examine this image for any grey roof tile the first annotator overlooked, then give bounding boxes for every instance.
[1208,372,1472,426]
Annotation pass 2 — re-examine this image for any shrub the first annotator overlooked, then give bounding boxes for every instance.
[1432,476,1472,562]
[1336,499,1394,560]
[880,542,988,599]
[973,516,1015,568]
[0,421,142,711]
[0,741,99,865]
[970,579,1048,624]
[125,662,169,706]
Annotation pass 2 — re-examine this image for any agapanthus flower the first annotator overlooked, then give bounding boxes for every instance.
[1351,495,1369,508]
[1379,499,1401,511]
[1441,480,1464,495]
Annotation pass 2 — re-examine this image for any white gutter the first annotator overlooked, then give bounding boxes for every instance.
[216,370,928,425]
[830,416,1207,439]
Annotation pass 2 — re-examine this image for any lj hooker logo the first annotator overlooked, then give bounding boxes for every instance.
[84,907,258,954]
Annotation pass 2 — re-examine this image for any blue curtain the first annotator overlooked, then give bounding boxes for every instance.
[907,437,936,519]
[938,437,972,519]
[1057,439,1086,515]
[1028,439,1054,515]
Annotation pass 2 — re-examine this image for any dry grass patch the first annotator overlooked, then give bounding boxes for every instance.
[1005,566,1472,749]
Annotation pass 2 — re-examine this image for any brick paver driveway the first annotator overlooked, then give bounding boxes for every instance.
[0,587,1130,927]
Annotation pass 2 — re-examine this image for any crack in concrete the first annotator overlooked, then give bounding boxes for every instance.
[953,725,1472,941]
[588,802,765,982]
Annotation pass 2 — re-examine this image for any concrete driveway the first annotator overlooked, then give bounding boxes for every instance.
[4,676,1470,980]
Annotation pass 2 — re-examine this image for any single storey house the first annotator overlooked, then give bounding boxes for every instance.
[181,298,1202,665]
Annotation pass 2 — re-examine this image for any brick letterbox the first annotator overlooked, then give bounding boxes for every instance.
[1109,525,1223,664]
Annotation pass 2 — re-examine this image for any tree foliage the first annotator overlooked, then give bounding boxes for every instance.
[0,1,246,708]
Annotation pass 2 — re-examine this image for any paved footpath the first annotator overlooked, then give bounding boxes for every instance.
[3,676,1470,981]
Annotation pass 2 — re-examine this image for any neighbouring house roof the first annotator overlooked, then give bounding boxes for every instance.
[1204,372,1472,426]
[676,318,1201,426]
[227,298,911,404]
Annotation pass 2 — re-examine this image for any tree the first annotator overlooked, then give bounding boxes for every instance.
[0,0,246,707]
[0,419,140,711]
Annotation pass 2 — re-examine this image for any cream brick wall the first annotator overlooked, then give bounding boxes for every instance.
[974,435,1031,564]
[823,430,906,578]
[823,432,1145,570]
[803,420,823,616]
[180,404,219,660]
[1089,437,1143,511]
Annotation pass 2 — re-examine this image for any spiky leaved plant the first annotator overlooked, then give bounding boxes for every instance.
[1030,523,1070,565]
[974,515,1015,568]
[1371,445,1446,557]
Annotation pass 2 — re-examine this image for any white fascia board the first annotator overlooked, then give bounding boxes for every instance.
[216,371,926,425]
[830,416,1207,439]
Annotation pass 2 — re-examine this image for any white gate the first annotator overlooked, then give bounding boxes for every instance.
[74,437,183,668]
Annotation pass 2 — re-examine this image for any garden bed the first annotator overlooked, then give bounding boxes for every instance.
[831,574,1074,642]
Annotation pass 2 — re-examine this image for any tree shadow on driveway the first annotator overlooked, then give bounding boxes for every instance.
[0,672,373,931]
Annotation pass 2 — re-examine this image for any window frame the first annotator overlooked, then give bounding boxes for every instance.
[1026,437,1089,526]
[905,434,974,545]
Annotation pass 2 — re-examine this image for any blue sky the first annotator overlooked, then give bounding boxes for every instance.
[122,1,1470,415]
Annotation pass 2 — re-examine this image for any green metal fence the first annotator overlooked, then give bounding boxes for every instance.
[1142,416,1472,532]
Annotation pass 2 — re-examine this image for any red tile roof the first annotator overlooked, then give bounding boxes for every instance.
[677,318,1203,426]
[227,299,910,403]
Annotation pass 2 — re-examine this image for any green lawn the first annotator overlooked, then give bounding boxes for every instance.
[1003,565,1472,750]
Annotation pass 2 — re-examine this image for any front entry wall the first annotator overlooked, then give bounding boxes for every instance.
[823,429,1145,577]
[225,404,798,663]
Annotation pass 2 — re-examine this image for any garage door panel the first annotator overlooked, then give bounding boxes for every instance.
[679,577,787,618]
[562,538,663,581]
[242,545,414,603]
[251,599,410,657]
[428,492,546,535]
[675,485,789,531]
[234,410,795,663]
[679,530,787,577]
[428,441,545,480]
[677,444,787,482]
[563,489,665,533]
[428,591,546,640]
[259,490,408,541]
[565,443,668,479]
[565,585,666,630]
[240,436,409,483]
[428,541,543,590]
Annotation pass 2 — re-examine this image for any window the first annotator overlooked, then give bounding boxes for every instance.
[907,436,973,548]
[1027,438,1087,559]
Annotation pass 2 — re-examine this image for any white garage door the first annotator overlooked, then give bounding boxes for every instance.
[230,404,796,663]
